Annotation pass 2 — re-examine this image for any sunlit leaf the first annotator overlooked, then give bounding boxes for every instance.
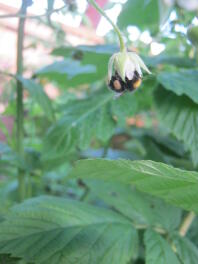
[70,158,198,213]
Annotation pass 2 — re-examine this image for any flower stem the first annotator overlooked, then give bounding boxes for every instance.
[16,1,28,201]
[87,0,126,52]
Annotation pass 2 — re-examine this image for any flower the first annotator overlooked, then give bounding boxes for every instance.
[108,51,151,93]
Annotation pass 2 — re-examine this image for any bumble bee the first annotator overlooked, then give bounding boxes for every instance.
[109,71,142,93]
[108,51,150,94]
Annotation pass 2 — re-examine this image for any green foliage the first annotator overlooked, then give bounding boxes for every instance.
[1,0,198,263]
[155,87,198,166]
[118,0,160,31]
[157,70,198,104]
[70,159,198,213]
[172,235,198,264]
[42,92,114,168]
[85,180,181,231]
[0,196,138,264]
[36,59,97,87]
[17,76,54,121]
[144,230,180,264]
[36,45,118,87]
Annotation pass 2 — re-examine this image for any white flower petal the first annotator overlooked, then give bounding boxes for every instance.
[134,60,142,77]
[129,52,151,74]
[125,58,136,80]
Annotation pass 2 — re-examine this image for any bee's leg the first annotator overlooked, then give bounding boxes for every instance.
[113,91,125,99]
[125,78,135,92]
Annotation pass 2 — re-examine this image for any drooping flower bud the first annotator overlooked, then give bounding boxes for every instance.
[108,51,151,93]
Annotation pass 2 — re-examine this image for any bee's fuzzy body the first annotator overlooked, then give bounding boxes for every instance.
[109,71,142,93]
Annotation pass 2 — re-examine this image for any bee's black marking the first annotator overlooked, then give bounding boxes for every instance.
[125,71,141,92]
[109,71,126,93]
[109,70,142,93]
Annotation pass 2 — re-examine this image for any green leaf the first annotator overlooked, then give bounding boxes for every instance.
[36,59,99,87]
[0,254,21,264]
[111,92,138,122]
[42,85,150,164]
[17,76,54,121]
[37,59,96,78]
[144,54,196,68]
[51,44,118,57]
[155,87,198,166]
[45,45,118,86]
[86,180,181,231]
[111,79,155,124]
[42,92,115,162]
[118,0,160,31]
[187,217,198,247]
[172,235,198,264]
[69,158,198,213]
[95,107,115,142]
[144,230,180,264]
[157,70,198,104]
[0,196,138,264]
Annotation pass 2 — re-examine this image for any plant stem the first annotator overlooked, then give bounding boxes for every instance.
[179,212,196,236]
[195,47,198,64]
[16,0,28,201]
[87,0,126,52]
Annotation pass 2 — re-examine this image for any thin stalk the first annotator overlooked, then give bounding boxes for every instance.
[179,212,196,236]
[88,0,126,52]
[195,46,198,64]
[16,0,28,201]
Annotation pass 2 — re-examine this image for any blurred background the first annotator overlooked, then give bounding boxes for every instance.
[1,0,198,178]
[1,0,198,142]
[1,2,198,262]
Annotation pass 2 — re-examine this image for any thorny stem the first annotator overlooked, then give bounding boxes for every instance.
[16,0,28,201]
[87,0,126,52]
[179,211,196,236]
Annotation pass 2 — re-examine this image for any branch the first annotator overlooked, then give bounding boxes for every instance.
[0,5,66,19]
[0,70,15,78]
